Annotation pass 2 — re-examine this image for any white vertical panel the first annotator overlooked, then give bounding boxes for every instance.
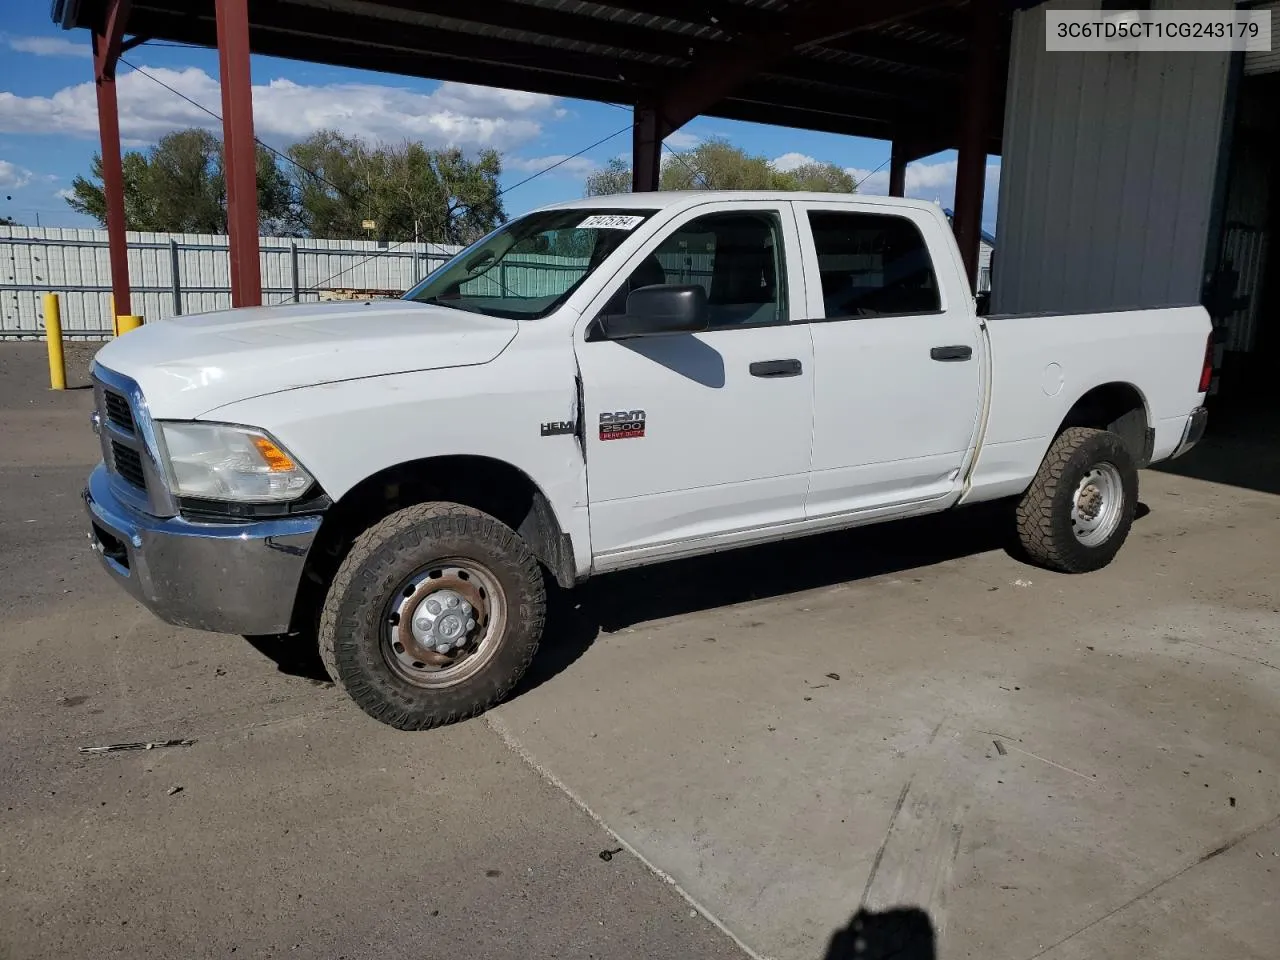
[992,0,1232,314]
[1244,2,1279,74]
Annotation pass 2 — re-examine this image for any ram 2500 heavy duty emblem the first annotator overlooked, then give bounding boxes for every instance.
[599,410,646,440]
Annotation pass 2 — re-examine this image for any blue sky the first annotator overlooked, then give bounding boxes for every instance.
[1,6,1000,233]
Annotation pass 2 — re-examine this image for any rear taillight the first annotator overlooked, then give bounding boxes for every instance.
[1198,334,1214,393]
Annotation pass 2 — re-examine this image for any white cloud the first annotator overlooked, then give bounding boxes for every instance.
[506,154,599,178]
[0,159,33,188]
[5,35,85,57]
[0,66,560,152]
[664,130,701,150]
[55,187,76,201]
[771,152,816,173]
[847,158,1002,212]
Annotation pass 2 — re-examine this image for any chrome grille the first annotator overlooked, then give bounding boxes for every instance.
[93,365,177,516]
[103,389,135,432]
[111,440,147,490]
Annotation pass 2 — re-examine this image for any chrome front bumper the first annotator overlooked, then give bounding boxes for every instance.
[84,463,322,635]
[1170,406,1209,459]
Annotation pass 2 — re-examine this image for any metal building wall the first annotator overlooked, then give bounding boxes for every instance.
[992,0,1233,315]
[1245,1,1279,75]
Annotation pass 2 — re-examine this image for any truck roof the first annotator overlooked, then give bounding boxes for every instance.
[540,191,946,214]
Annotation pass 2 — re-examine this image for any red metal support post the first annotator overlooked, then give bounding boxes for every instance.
[91,0,132,319]
[888,139,908,197]
[216,0,262,307]
[952,0,996,291]
[632,100,665,192]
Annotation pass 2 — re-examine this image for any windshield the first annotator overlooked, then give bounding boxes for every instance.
[403,208,659,320]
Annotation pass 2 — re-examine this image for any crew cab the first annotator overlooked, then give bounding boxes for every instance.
[84,192,1212,729]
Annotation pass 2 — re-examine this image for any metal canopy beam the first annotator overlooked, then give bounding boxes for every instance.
[657,0,956,132]
[124,2,993,147]
[91,0,132,319]
[582,0,767,35]
[66,0,1011,230]
[126,6,641,100]
[889,140,908,197]
[356,0,708,62]
[355,0,970,80]
[215,0,261,307]
[244,1,667,86]
[632,101,662,192]
[952,0,997,289]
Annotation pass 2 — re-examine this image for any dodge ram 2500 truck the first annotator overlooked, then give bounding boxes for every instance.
[84,192,1212,729]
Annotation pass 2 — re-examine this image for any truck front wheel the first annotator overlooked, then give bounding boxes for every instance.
[1015,426,1138,574]
[318,502,545,730]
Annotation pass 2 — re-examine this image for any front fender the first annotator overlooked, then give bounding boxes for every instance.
[203,332,591,577]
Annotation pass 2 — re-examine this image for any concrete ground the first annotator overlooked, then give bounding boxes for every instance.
[2,340,1278,960]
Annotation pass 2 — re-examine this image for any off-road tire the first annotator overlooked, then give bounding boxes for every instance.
[1015,427,1137,574]
[318,502,545,730]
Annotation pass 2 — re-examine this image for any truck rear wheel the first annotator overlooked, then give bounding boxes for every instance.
[318,502,545,730]
[1015,426,1137,574]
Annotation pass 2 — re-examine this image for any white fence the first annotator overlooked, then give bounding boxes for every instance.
[0,225,461,337]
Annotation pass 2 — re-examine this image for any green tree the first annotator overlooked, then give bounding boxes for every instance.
[288,131,504,244]
[584,138,856,195]
[0,215,17,226]
[64,128,293,234]
[660,138,785,190]
[585,157,633,197]
[783,161,857,192]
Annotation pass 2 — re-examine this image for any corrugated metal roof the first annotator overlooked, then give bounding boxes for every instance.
[65,0,1009,148]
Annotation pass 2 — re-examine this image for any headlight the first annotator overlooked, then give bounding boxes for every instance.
[156,422,314,502]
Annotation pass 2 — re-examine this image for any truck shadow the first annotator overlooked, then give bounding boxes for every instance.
[1153,398,1280,496]
[248,497,1153,692]
[520,500,1032,697]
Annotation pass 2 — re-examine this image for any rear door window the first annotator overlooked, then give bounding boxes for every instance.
[805,211,940,318]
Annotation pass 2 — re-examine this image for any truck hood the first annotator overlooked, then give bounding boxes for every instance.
[93,299,519,418]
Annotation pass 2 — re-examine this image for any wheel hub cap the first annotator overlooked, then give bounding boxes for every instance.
[392,568,489,669]
[1076,484,1103,521]
[1069,462,1124,547]
[410,589,475,652]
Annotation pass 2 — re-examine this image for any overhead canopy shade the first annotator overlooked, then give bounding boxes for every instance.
[53,0,1009,153]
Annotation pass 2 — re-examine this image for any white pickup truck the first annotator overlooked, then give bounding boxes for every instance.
[84,192,1212,729]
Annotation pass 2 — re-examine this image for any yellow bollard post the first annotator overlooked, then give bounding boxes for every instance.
[116,314,143,334]
[42,293,66,391]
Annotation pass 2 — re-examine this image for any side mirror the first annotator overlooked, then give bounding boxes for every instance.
[599,284,709,340]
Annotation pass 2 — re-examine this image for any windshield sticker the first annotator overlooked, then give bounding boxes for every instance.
[578,215,645,231]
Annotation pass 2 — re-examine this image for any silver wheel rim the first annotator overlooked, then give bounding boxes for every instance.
[1070,462,1125,547]
[381,559,506,689]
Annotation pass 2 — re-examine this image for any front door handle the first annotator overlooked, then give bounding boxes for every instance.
[750,359,803,378]
[930,345,973,362]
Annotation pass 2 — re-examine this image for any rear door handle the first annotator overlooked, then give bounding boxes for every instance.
[930,345,973,362]
[750,359,803,378]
